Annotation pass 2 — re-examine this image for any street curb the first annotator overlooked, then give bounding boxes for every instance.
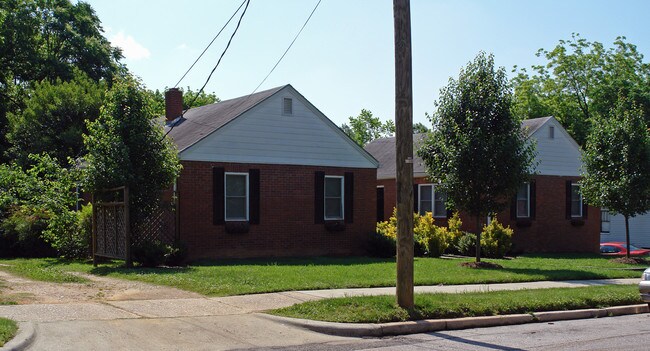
[262,304,650,337]
[0,322,36,351]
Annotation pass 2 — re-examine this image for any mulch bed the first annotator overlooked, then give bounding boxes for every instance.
[460,261,503,269]
[610,257,649,265]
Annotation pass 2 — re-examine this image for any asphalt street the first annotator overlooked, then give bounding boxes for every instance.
[247,313,650,351]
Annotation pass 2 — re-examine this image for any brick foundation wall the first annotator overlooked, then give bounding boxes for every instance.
[376,175,599,254]
[178,161,376,259]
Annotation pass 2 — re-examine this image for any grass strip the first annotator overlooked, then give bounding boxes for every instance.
[270,285,642,323]
[0,259,87,283]
[0,255,644,296]
[0,318,18,347]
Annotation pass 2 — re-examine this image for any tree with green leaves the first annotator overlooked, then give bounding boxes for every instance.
[419,52,536,263]
[83,75,181,228]
[341,109,395,147]
[512,34,650,146]
[580,99,650,259]
[0,0,122,160]
[6,70,106,165]
[413,122,430,134]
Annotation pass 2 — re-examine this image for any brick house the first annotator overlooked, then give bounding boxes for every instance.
[365,117,600,253]
[165,85,378,259]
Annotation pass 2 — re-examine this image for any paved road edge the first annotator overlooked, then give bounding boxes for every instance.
[260,304,650,337]
[0,322,36,351]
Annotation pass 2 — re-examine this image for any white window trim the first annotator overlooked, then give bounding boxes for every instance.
[516,182,530,218]
[418,184,446,218]
[224,172,249,221]
[571,183,583,218]
[324,175,344,220]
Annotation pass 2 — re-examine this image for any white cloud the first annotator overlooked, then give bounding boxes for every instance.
[110,31,151,61]
[175,43,189,51]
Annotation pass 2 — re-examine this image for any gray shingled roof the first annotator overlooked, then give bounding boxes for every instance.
[364,134,428,180]
[165,85,286,152]
[365,117,553,180]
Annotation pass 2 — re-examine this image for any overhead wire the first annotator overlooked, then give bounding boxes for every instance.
[164,0,251,139]
[173,0,247,89]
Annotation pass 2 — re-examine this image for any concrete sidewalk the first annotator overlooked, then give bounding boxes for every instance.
[0,278,639,323]
[0,278,644,351]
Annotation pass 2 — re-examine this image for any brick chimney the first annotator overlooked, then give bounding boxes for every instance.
[165,88,183,122]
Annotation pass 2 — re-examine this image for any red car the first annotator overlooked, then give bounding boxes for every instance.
[600,242,650,256]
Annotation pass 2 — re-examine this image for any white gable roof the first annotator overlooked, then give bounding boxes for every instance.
[180,85,378,169]
[526,116,583,176]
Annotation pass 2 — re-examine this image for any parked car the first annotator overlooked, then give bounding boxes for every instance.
[599,242,650,256]
[640,268,650,305]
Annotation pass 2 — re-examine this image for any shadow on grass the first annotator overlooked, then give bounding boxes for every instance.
[495,267,613,281]
[189,256,396,268]
[88,265,195,276]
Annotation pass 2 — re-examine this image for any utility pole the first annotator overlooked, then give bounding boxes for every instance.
[393,0,414,309]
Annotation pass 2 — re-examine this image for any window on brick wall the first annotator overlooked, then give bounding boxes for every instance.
[225,172,249,221]
[570,183,582,218]
[516,183,530,218]
[418,184,447,218]
[324,176,344,220]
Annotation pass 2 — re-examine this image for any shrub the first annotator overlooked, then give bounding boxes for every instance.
[0,206,55,257]
[481,217,513,258]
[367,231,396,258]
[445,211,465,254]
[455,232,477,257]
[414,212,449,257]
[132,240,189,267]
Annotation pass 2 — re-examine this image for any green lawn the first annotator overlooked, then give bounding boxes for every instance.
[0,254,645,297]
[271,285,643,323]
[0,318,17,347]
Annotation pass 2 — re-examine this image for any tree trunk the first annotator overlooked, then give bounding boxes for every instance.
[393,0,414,309]
[625,215,630,259]
[475,215,482,263]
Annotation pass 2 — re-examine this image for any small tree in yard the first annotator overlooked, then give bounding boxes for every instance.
[418,52,536,264]
[580,99,650,259]
[83,75,181,228]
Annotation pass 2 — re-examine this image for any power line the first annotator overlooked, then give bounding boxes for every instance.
[164,0,251,139]
[173,0,247,89]
[252,0,322,94]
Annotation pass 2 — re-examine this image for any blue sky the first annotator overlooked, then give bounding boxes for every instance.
[84,0,650,127]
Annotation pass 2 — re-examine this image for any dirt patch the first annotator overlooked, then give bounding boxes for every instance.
[610,257,649,265]
[460,261,503,269]
[0,270,204,305]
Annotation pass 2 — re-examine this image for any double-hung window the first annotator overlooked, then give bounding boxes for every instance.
[418,184,447,218]
[570,183,582,218]
[324,176,344,220]
[225,173,249,221]
[516,183,530,218]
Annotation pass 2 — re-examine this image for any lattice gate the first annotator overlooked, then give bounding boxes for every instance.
[92,187,132,267]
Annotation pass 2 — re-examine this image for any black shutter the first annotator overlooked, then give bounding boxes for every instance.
[249,169,260,224]
[446,207,453,218]
[413,184,419,214]
[510,194,517,220]
[344,172,354,223]
[314,171,325,224]
[530,181,536,220]
[582,196,588,219]
[565,180,572,220]
[376,187,385,222]
[213,167,225,225]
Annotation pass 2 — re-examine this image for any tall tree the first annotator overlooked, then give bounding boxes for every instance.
[83,75,181,227]
[580,99,650,259]
[512,34,650,145]
[419,52,536,263]
[413,122,430,134]
[341,109,395,147]
[7,70,105,165]
[0,0,122,159]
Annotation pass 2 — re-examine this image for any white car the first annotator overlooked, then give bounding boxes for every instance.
[641,268,650,305]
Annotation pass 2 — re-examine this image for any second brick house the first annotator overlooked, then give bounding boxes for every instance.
[365,116,600,253]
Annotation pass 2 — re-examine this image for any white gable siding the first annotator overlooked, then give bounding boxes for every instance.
[180,88,377,168]
[530,118,583,176]
[602,213,650,248]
